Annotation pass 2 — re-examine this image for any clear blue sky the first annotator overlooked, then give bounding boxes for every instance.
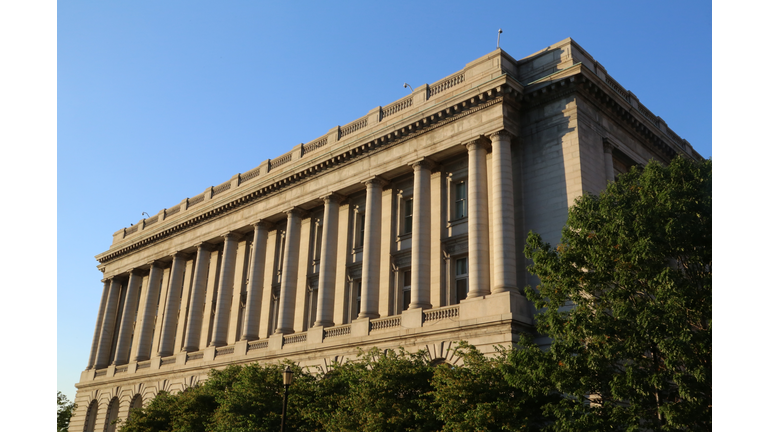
[57,1,712,402]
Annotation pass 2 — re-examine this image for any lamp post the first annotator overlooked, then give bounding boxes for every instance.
[281,366,294,432]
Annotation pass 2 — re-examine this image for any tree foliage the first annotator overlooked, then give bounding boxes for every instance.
[523,156,712,431]
[58,391,77,432]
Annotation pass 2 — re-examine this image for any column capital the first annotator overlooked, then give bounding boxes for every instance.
[409,157,436,171]
[362,175,389,188]
[464,138,491,152]
[252,219,274,231]
[193,241,214,251]
[319,192,346,204]
[170,250,189,260]
[282,207,307,219]
[220,231,243,241]
[602,137,617,153]
[487,129,513,141]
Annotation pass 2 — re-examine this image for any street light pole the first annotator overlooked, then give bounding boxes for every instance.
[281,366,293,432]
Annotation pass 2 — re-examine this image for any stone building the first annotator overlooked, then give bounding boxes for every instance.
[70,38,700,431]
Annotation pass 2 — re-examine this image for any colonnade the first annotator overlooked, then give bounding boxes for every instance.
[86,131,522,370]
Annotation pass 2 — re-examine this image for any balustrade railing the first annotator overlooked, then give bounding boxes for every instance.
[248,340,269,351]
[284,332,307,345]
[215,346,235,357]
[187,352,204,361]
[323,325,351,338]
[370,316,401,331]
[424,305,459,322]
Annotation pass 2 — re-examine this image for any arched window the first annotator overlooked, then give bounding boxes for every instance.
[127,394,142,421]
[82,400,98,432]
[103,397,119,432]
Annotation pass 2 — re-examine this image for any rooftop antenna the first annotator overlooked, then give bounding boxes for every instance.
[142,212,150,218]
[497,28,503,49]
[403,83,413,93]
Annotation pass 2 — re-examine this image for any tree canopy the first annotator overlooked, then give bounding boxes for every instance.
[523,156,712,431]
[58,391,77,432]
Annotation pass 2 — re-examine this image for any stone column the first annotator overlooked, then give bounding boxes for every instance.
[93,278,122,369]
[131,262,164,362]
[603,138,615,186]
[86,279,110,369]
[181,243,212,351]
[465,139,491,298]
[314,194,342,327]
[210,232,242,346]
[410,159,433,309]
[157,252,187,357]
[112,270,143,365]
[489,130,518,294]
[241,222,271,340]
[275,208,303,334]
[359,177,385,319]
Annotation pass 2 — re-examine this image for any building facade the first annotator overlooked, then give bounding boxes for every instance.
[71,38,700,431]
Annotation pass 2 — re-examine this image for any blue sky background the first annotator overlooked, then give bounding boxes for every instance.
[56,1,712,402]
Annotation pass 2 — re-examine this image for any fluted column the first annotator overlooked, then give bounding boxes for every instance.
[275,209,303,334]
[86,279,110,369]
[410,159,433,309]
[112,269,143,365]
[603,138,615,186]
[181,243,213,351]
[131,262,164,361]
[157,252,187,357]
[359,177,385,319]
[314,193,342,327]
[93,278,122,369]
[241,221,271,340]
[210,232,242,346]
[465,139,491,298]
[489,130,518,294]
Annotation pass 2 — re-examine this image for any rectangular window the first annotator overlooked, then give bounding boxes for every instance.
[455,181,467,219]
[357,214,365,248]
[402,270,411,311]
[455,257,468,302]
[404,198,413,234]
[355,281,362,318]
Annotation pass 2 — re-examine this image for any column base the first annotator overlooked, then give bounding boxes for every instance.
[313,320,334,328]
[357,312,380,319]
[459,291,533,325]
[466,290,491,299]
[409,302,432,310]
[274,328,295,335]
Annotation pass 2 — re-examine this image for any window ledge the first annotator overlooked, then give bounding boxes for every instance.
[446,217,468,228]
[396,232,413,242]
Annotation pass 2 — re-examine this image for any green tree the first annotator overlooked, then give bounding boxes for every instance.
[306,347,441,431]
[431,339,560,431]
[523,156,712,431]
[209,361,317,432]
[58,391,77,432]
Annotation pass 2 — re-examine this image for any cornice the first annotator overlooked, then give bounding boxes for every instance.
[520,66,692,162]
[96,80,514,265]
